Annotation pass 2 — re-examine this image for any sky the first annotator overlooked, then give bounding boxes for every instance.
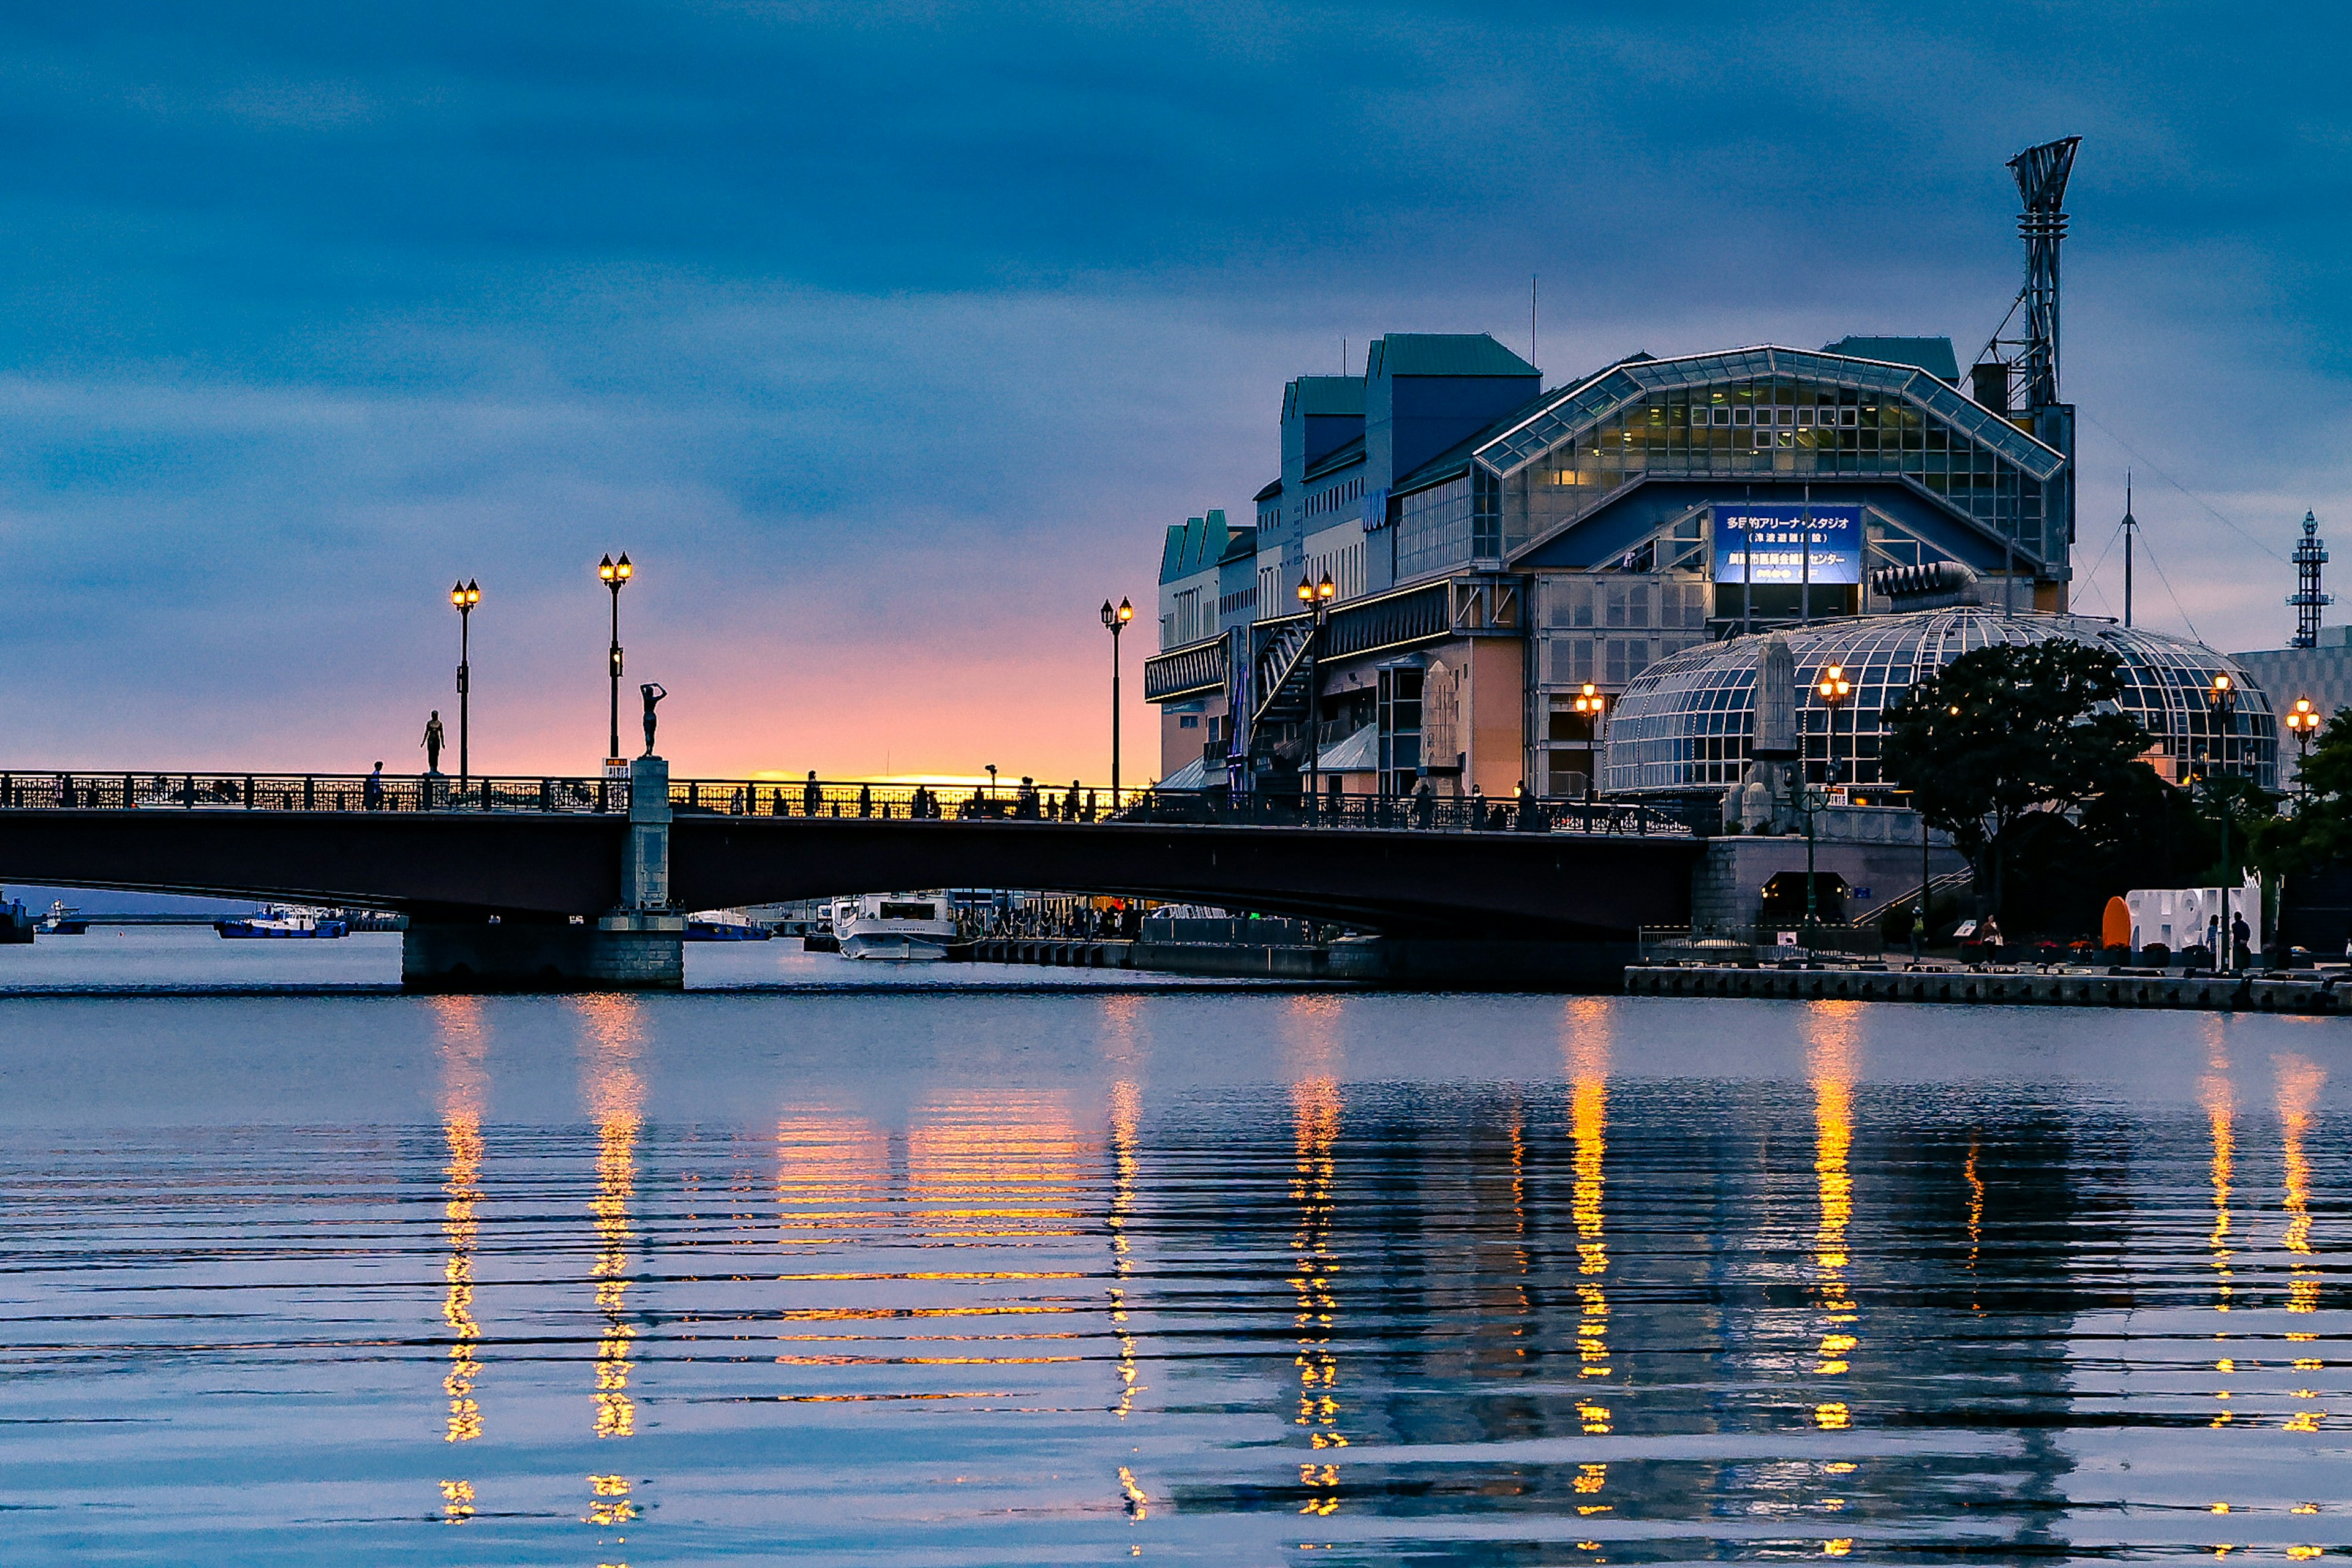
[0,1,2345,782]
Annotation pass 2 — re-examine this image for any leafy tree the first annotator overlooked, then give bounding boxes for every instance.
[2255,706,2352,875]
[1880,640,2152,916]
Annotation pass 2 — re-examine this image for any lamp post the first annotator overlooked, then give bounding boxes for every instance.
[450,579,480,786]
[598,553,633,768]
[1101,597,1132,806]
[2285,697,2318,801]
[1817,662,1850,786]
[1297,572,1335,819]
[1572,682,1605,806]
[2208,673,2237,891]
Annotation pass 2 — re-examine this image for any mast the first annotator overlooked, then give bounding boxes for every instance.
[2122,474,2135,628]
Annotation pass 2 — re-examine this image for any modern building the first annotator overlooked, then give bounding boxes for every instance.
[1143,137,2281,816]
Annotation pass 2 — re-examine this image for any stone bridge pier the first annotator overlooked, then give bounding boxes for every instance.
[401,756,686,991]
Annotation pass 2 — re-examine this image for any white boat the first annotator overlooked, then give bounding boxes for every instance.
[216,905,349,940]
[831,893,956,961]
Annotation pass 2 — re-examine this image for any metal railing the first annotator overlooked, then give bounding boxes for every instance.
[0,770,1703,839]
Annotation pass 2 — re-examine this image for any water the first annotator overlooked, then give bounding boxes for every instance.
[0,932,2344,1562]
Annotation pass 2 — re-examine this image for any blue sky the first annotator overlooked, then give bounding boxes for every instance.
[0,2,2343,778]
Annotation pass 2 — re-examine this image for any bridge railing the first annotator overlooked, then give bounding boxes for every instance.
[0,770,1702,839]
[0,771,629,814]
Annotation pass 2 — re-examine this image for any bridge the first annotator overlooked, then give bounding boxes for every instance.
[0,763,1705,989]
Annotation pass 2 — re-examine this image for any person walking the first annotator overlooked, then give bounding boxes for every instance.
[421,711,446,774]
[802,771,822,817]
[858,782,873,820]
[1469,783,1486,832]
[1412,775,1435,829]
[2230,911,2252,971]
[364,762,386,812]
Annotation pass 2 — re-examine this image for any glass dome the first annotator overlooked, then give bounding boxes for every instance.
[1603,608,2277,796]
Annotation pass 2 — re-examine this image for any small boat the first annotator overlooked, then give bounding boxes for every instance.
[216,905,350,940]
[831,893,956,960]
[685,909,772,941]
[37,902,88,935]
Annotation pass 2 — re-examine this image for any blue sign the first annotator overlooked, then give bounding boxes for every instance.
[1712,503,1863,586]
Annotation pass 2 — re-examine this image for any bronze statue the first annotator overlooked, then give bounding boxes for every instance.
[640,683,667,756]
[421,711,445,773]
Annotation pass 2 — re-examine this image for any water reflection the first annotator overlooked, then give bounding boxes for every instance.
[6,993,2348,1563]
[576,995,644,1548]
[432,997,487,1524]
[1808,1005,1859,1433]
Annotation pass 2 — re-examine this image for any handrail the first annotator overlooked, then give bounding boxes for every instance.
[0,770,1702,840]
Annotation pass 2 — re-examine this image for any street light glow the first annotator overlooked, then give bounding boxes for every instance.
[615,553,632,581]
[598,554,616,582]
[1117,597,1132,624]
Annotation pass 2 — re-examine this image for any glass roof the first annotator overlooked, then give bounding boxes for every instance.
[1602,608,2278,796]
[1476,347,2066,483]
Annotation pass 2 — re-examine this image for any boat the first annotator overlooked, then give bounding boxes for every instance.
[685,908,772,941]
[216,906,350,940]
[37,902,88,935]
[0,892,32,946]
[831,892,956,960]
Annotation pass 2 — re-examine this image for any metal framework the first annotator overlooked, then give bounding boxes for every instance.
[2290,510,2331,648]
[1981,136,2080,413]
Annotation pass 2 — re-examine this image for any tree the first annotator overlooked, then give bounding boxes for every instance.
[1880,640,2152,916]
[2255,706,2352,875]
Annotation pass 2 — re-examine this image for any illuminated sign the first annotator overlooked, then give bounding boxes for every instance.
[1711,504,1862,586]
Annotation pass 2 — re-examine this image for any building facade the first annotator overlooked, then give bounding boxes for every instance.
[1142,329,2150,802]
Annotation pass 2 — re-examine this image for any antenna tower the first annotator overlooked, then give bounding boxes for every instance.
[2289,510,2331,647]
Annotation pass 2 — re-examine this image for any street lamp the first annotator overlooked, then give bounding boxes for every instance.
[2207,673,2238,894]
[1101,597,1133,806]
[1817,663,1851,786]
[2284,696,2318,799]
[598,553,633,769]
[1298,572,1335,818]
[449,579,480,785]
[1572,682,1605,804]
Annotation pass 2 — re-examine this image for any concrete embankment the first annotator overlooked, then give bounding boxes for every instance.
[958,937,1637,989]
[1626,964,2346,1014]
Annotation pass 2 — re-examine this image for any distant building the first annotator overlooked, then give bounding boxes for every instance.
[2234,625,2352,732]
[1140,138,2279,810]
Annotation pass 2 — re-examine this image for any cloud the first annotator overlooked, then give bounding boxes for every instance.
[0,0,2343,780]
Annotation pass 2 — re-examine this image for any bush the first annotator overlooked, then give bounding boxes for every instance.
[2102,945,2132,965]
[2177,944,2215,970]
[2138,943,2170,967]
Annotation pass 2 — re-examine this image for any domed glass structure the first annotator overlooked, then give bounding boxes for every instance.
[1603,608,2277,797]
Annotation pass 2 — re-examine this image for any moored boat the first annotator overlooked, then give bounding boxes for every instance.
[216,906,350,940]
[831,893,956,960]
[37,902,88,935]
[685,909,772,941]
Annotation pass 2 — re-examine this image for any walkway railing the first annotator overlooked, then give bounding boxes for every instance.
[0,771,1702,839]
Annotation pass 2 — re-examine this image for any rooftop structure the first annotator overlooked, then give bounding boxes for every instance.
[1606,606,2276,798]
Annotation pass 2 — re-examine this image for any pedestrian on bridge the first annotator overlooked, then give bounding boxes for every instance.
[858,783,872,819]
[802,771,821,816]
[364,763,386,812]
[421,712,445,774]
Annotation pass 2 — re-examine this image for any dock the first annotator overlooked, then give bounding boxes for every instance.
[1624,963,2346,1013]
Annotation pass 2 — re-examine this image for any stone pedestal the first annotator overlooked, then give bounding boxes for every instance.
[401,914,686,991]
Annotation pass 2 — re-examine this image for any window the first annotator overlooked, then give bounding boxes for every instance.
[878,902,938,921]
[1178,715,1199,729]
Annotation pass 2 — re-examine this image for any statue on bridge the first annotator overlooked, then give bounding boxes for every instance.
[639,683,667,756]
[421,711,445,774]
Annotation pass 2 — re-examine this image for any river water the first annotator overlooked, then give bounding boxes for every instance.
[0,931,2343,1563]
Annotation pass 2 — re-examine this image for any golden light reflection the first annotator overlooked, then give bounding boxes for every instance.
[1807,1005,1859,1431]
[1291,1072,1344,1515]
[432,997,488,1521]
[906,1095,1086,1240]
[2199,1028,2237,1431]
[775,1114,891,1246]
[1110,1079,1144,1421]
[577,996,644,1450]
[2276,1056,2324,1315]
